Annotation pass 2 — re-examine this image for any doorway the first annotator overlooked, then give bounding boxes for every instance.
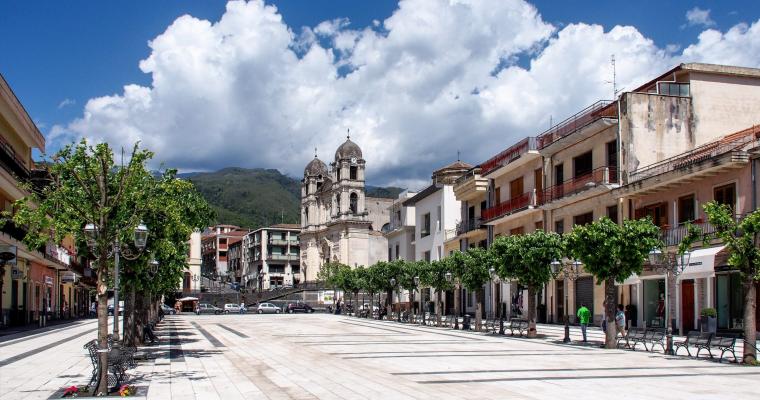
[681,280,695,334]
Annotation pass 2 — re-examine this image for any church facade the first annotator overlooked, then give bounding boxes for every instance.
[299,137,392,282]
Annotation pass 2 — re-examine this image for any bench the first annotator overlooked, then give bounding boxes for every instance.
[699,336,737,362]
[483,319,498,334]
[508,318,528,337]
[619,327,645,349]
[440,315,453,328]
[674,331,704,356]
[84,339,134,390]
[642,329,666,352]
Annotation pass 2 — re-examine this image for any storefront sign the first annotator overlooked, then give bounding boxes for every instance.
[61,271,77,283]
[0,244,17,265]
[11,266,23,279]
[44,275,53,285]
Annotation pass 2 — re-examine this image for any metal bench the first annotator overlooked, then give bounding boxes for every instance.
[508,318,528,337]
[702,336,738,362]
[84,339,133,390]
[642,329,666,352]
[619,327,645,349]
[483,319,498,334]
[674,331,702,356]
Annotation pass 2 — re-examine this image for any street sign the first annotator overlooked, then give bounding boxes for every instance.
[44,276,53,285]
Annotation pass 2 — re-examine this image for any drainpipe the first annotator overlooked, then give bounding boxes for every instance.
[752,157,757,212]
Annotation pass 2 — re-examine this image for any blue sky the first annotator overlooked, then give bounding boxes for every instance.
[1,1,759,186]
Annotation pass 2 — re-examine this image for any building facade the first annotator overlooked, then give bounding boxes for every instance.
[382,191,417,262]
[200,224,248,278]
[241,224,301,290]
[299,137,392,280]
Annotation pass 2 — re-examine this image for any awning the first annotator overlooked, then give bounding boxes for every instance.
[177,296,199,302]
[678,245,724,281]
[616,273,640,286]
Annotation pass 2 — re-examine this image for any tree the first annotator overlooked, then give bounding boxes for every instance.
[317,262,345,307]
[398,260,424,321]
[444,251,468,326]
[363,262,387,318]
[565,217,660,348]
[492,231,563,338]
[700,202,759,363]
[463,247,493,331]
[11,141,167,394]
[420,259,452,326]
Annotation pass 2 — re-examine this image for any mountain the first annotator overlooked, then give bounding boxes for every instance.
[186,167,403,230]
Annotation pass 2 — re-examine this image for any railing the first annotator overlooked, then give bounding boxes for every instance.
[454,167,482,185]
[456,218,483,235]
[480,137,537,175]
[267,254,292,261]
[481,192,534,221]
[0,135,31,182]
[269,239,290,246]
[660,221,718,247]
[539,166,617,204]
[444,229,457,241]
[1,220,28,242]
[629,125,760,183]
[536,100,617,150]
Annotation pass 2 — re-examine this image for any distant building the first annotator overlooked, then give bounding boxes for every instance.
[241,224,301,290]
[180,229,202,293]
[200,224,248,278]
[382,191,417,262]
[299,136,392,281]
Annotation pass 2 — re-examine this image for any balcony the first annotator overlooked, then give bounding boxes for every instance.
[660,221,718,248]
[480,137,539,178]
[536,100,617,152]
[482,192,537,223]
[539,166,618,206]
[0,136,31,182]
[453,167,488,202]
[628,125,760,184]
[267,254,298,261]
[456,218,483,235]
[269,238,290,246]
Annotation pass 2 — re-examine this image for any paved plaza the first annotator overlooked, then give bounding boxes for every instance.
[1,314,759,399]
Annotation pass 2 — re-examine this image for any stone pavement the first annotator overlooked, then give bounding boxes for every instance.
[1,314,758,399]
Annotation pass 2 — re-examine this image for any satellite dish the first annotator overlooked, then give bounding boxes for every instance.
[0,252,15,263]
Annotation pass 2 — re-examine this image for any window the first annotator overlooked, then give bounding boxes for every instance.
[423,251,431,262]
[607,205,619,224]
[269,265,285,273]
[635,202,668,227]
[510,177,523,199]
[534,168,543,191]
[555,164,564,185]
[555,220,564,234]
[606,140,618,168]
[395,244,400,260]
[678,195,695,224]
[421,213,431,237]
[495,187,501,205]
[336,168,341,180]
[436,206,441,231]
[534,221,543,231]
[437,246,441,260]
[714,183,736,209]
[350,192,358,214]
[395,210,401,225]
[510,227,524,235]
[350,166,358,180]
[291,265,300,274]
[573,212,594,226]
[388,247,392,261]
[658,82,690,97]
[480,201,487,213]
[573,151,593,178]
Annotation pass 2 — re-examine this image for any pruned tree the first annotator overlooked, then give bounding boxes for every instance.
[492,231,563,338]
[460,248,492,331]
[398,260,424,321]
[565,217,660,348]
[420,259,452,326]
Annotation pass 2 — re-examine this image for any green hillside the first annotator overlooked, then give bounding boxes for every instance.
[187,167,403,229]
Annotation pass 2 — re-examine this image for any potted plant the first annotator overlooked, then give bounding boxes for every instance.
[700,308,717,333]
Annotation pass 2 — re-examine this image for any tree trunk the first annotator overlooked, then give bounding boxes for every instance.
[604,277,618,349]
[410,290,416,323]
[123,285,136,347]
[475,289,483,332]
[94,269,109,395]
[527,286,537,338]
[386,289,392,320]
[134,291,146,345]
[436,290,442,327]
[743,275,757,364]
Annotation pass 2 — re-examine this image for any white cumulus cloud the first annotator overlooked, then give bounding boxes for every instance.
[685,7,715,27]
[50,0,760,189]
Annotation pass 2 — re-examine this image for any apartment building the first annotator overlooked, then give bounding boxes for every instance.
[180,229,202,293]
[382,191,417,262]
[241,224,301,290]
[1,74,83,327]
[474,63,760,329]
[200,224,248,278]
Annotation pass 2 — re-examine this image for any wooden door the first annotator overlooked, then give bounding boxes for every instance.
[495,187,501,205]
[534,168,543,192]
[681,280,695,334]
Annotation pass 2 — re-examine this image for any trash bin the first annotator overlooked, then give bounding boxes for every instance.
[462,314,471,330]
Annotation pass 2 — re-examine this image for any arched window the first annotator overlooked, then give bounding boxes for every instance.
[350,192,358,214]
[350,166,358,180]
[183,272,191,291]
[336,194,341,214]
[304,207,309,224]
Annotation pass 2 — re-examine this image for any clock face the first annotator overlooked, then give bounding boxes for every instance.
[350,157,357,164]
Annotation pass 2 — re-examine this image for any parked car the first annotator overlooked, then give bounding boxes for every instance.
[107,304,124,316]
[257,302,281,314]
[285,302,314,313]
[223,303,246,314]
[160,304,176,315]
[195,303,222,315]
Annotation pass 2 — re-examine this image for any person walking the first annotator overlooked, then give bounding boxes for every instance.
[615,304,628,346]
[239,302,245,314]
[577,303,591,342]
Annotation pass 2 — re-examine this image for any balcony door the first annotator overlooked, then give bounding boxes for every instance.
[573,151,593,178]
[510,177,523,200]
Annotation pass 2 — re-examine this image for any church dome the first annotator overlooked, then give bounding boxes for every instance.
[304,156,328,177]
[335,138,362,161]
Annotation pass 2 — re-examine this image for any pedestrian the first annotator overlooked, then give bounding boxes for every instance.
[239,302,245,314]
[615,304,627,341]
[577,303,591,342]
[89,302,96,318]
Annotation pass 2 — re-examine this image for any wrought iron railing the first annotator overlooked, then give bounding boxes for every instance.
[481,192,534,221]
[455,218,483,235]
[660,221,718,247]
[480,137,537,175]
[536,100,617,150]
[539,166,617,204]
[454,166,482,185]
[629,125,760,183]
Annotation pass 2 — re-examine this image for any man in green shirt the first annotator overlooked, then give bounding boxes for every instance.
[577,303,591,342]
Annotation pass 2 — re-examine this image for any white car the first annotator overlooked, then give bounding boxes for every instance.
[257,303,281,314]
[223,303,244,314]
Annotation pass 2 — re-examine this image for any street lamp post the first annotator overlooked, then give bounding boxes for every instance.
[390,278,400,322]
[445,271,455,329]
[551,259,582,343]
[648,248,690,355]
[413,276,420,324]
[84,222,148,341]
